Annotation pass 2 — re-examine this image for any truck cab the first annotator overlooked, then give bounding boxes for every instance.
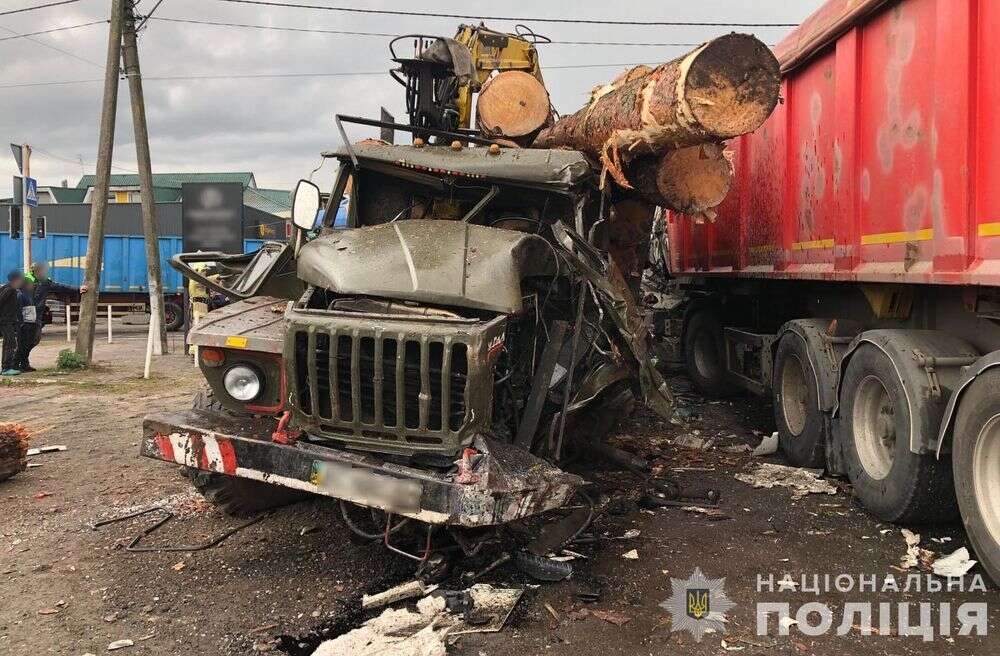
[142,135,672,546]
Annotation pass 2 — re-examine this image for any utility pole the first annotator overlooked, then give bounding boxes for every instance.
[76,0,124,363]
[122,3,167,355]
[21,143,31,272]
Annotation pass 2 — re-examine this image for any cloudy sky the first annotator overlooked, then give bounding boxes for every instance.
[0,0,824,198]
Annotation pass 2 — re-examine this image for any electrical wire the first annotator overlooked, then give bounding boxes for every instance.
[0,0,82,17]
[148,16,718,46]
[0,20,106,42]
[0,61,667,89]
[208,0,799,27]
[30,146,139,173]
[0,22,104,68]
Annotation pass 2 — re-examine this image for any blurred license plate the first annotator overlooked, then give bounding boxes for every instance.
[311,461,422,513]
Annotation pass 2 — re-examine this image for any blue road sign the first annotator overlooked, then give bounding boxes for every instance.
[24,176,38,207]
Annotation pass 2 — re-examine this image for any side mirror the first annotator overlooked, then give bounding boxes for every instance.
[291,179,321,231]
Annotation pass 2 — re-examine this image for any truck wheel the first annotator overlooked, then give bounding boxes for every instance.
[188,390,308,517]
[839,344,956,523]
[951,369,1000,584]
[773,333,826,468]
[163,301,184,332]
[683,310,734,396]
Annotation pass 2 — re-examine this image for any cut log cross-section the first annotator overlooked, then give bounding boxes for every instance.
[631,143,734,217]
[476,70,552,141]
[533,33,780,190]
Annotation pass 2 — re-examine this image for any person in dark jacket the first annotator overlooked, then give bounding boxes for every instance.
[15,280,37,372]
[22,262,88,371]
[0,271,24,375]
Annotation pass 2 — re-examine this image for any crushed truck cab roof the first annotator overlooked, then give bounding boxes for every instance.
[321,142,594,191]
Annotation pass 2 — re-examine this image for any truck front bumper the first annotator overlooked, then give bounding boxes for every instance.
[141,410,582,527]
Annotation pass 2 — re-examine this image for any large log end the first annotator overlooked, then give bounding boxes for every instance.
[477,71,552,139]
[681,33,781,139]
[633,143,733,214]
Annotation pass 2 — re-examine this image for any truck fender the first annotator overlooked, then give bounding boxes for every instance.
[934,349,1000,458]
[833,330,979,455]
[775,319,846,413]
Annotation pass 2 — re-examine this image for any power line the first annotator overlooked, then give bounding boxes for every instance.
[150,16,396,38]
[30,146,138,174]
[0,20,106,42]
[149,16,712,46]
[0,0,82,17]
[0,24,104,68]
[0,61,665,89]
[208,0,799,27]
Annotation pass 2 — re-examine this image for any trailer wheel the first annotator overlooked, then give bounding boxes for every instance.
[773,333,825,468]
[683,310,734,396]
[839,345,956,523]
[187,390,308,517]
[163,301,184,332]
[951,369,1000,584]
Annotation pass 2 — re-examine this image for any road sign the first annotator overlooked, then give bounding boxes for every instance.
[11,176,22,205]
[10,144,23,173]
[24,177,38,207]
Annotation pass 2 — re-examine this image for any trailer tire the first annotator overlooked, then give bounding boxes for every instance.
[683,310,734,396]
[187,390,308,517]
[839,344,957,523]
[773,333,825,468]
[951,369,1000,585]
[163,301,184,332]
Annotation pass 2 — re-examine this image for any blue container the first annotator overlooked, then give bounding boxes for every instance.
[0,233,264,293]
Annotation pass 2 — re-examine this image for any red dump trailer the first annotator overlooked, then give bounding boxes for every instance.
[666,0,1000,581]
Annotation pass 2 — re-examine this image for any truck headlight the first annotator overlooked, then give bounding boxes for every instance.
[223,365,262,402]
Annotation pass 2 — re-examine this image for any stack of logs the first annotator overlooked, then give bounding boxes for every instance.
[478,33,780,222]
[535,33,780,221]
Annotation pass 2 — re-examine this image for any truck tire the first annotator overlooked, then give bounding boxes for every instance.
[773,333,826,468]
[163,301,184,332]
[951,368,1000,584]
[187,390,308,517]
[838,344,957,523]
[683,310,734,396]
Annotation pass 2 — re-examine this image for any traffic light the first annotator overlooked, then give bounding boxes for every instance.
[8,205,20,239]
[35,215,46,239]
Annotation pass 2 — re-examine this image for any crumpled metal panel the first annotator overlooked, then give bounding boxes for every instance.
[187,296,288,354]
[320,143,593,190]
[297,220,557,314]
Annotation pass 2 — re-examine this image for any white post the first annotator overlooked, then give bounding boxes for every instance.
[143,309,156,379]
[65,304,72,342]
[107,305,113,343]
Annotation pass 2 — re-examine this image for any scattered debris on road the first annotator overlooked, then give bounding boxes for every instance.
[751,432,779,456]
[932,547,978,579]
[313,584,523,655]
[362,580,437,611]
[735,463,838,499]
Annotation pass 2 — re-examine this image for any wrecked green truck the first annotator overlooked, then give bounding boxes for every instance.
[141,126,672,553]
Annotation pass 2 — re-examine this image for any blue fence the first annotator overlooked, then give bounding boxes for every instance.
[0,234,264,294]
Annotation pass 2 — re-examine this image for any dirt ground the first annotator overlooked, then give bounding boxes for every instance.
[1,325,997,655]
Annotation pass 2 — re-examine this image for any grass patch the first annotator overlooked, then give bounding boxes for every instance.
[56,349,88,372]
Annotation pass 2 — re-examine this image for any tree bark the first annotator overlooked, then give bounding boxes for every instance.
[533,33,778,189]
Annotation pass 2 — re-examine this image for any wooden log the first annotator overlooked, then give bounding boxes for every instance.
[630,143,733,215]
[476,71,551,140]
[533,33,778,187]
[0,423,28,483]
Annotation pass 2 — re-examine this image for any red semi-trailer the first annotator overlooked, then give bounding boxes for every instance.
[666,0,1000,582]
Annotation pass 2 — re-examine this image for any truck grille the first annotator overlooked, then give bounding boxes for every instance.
[293,327,470,451]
